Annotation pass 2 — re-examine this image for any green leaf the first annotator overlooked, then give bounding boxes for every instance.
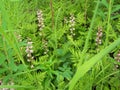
[112,5,120,13]
[69,38,120,90]
[101,0,108,8]
[9,59,18,72]
[0,53,6,65]
[55,49,66,56]
[104,86,109,90]
[17,64,28,72]
[0,68,7,74]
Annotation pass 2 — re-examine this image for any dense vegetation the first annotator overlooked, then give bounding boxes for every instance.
[0,0,120,90]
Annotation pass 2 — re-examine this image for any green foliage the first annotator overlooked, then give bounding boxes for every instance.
[0,0,120,90]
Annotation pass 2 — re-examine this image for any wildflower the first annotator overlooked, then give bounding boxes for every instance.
[27,59,31,62]
[69,14,76,37]
[31,65,34,68]
[14,32,22,42]
[37,10,49,55]
[37,10,45,31]
[43,40,49,55]
[95,26,103,45]
[17,34,22,42]
[64,17,68,24]
[25,38,34,68]
[114,50,120,69]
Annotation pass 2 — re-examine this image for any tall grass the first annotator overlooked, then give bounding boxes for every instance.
[0,0,120,90]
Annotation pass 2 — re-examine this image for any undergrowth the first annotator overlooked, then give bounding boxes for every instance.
[0,0,120,90]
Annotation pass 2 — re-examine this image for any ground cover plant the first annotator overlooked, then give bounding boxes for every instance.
[0,0,120,90]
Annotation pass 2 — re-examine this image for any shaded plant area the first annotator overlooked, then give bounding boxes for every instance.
[0,0,120,90]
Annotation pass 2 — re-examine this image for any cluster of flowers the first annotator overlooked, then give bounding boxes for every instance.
[37,10,45,32]
[64,17,68,24]
[37,10,49,55]
[69,14,76,37]
[95,26,103,45]
[17,34,22,42]
[42,40,49,55]
[114,50,120,69]
[14,32,22,42]
[25,38,34,68]
[0,80,14,90]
